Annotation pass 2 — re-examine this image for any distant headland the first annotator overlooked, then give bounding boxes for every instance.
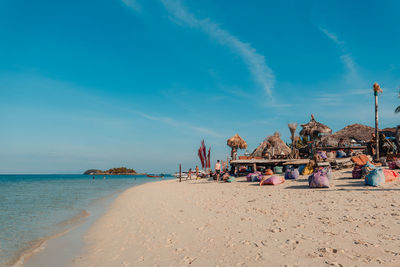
[83,167,144,175]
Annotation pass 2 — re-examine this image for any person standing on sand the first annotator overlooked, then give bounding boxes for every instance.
[188,168,192,180]
[195,166,199,179]
[215,160,221,181]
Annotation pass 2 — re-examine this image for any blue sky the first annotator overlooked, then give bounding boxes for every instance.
[1,0,399,174]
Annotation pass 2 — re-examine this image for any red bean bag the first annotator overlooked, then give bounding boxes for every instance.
[383,169,399,182]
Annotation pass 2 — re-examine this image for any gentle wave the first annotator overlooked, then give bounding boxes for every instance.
[0,174,169,266]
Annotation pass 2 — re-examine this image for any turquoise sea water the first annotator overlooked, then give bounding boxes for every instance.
[0,174,168,266]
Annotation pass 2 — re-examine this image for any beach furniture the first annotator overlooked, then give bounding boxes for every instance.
[383,169,399,182]
[308,169,330,188]
[260,175,285,186]
[265,169,273,175]
[273,166,283,174]
[365,168,385,186]
[284,168,299,180]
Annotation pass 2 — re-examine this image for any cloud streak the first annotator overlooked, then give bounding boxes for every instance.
[319,27,360,84]
[121,0,141,12]
[134,110,223,137]
[158,0,275,96]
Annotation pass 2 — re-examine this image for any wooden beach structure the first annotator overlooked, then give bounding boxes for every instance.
[230,158,309,173]
[227,111,400,174]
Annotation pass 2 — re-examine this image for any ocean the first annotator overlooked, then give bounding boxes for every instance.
[0,174,169,266]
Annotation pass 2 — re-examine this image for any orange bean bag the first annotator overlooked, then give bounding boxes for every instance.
[351,154,370,166]
[265,169,273,175]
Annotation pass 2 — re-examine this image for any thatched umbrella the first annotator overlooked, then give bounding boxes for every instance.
[227,134,247,160]
[300,114,332,140]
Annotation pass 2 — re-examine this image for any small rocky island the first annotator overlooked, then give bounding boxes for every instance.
[83,167,139,175]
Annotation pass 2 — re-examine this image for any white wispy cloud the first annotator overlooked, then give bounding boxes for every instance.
[159,0,275,96]
[121,0,141,12]
[319,27,344,49]
[127,110,223,137]
[319,26,360,84]
[1,73,223,139]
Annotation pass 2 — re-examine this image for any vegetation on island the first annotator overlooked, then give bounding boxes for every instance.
[83,167,137,175]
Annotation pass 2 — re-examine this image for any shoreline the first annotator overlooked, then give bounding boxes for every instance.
[17,178,169,267]
[12,196,108,267]
[73,170,400,266]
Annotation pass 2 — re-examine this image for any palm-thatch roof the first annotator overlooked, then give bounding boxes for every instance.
[381,127,396,137]
[251,132,291,158]
[227,133,247,149]
[373,82,383,93]
[321,124,374,146]
[300,114,332,139]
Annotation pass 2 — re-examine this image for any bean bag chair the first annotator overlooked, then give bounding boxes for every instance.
[394,159,400,168]
[362,161,376,179]
[326,151,336,159]
[298,165,306,174]
[265,169,273,175]
[323,167,333,180]
[351,154,370,166]
[251,174,260,182]
[365,168,385,186]
[273,166,283,174]
[352,165,363,179]
[317,151,327,160]
[336,150,347,158]
[308,170,329,188]
[285,168,300,180]
[283,165,292,174]
[226,176,236,183]
[260,175,285,186]
[246,173,252,182]
[302,165,314,175]
[383,169,399,182]
[388,161,398,170]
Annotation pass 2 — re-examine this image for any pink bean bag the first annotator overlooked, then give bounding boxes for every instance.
[260,175,285,186]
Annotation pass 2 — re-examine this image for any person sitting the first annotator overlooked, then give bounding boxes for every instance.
[222,172,230,182]
[338,138,345,148]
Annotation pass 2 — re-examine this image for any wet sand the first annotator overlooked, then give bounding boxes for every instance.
[73,169,400,266]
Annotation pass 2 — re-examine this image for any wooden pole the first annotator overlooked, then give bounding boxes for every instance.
[375,91,380,161]
[179,164,181,183]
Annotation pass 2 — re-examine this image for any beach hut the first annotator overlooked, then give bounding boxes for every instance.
[321,124,375,146]
[227,134,247,160]
[251,132,291,159]
[300,114,332,141]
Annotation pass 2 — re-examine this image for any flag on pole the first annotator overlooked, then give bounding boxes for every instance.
[201,140,207,165]
[198,147,204,169]
[207,147,211,169]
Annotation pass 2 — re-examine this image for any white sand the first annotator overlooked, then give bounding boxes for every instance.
[74,170,400,266]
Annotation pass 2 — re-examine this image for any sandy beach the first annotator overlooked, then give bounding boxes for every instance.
[73,169,400,266]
